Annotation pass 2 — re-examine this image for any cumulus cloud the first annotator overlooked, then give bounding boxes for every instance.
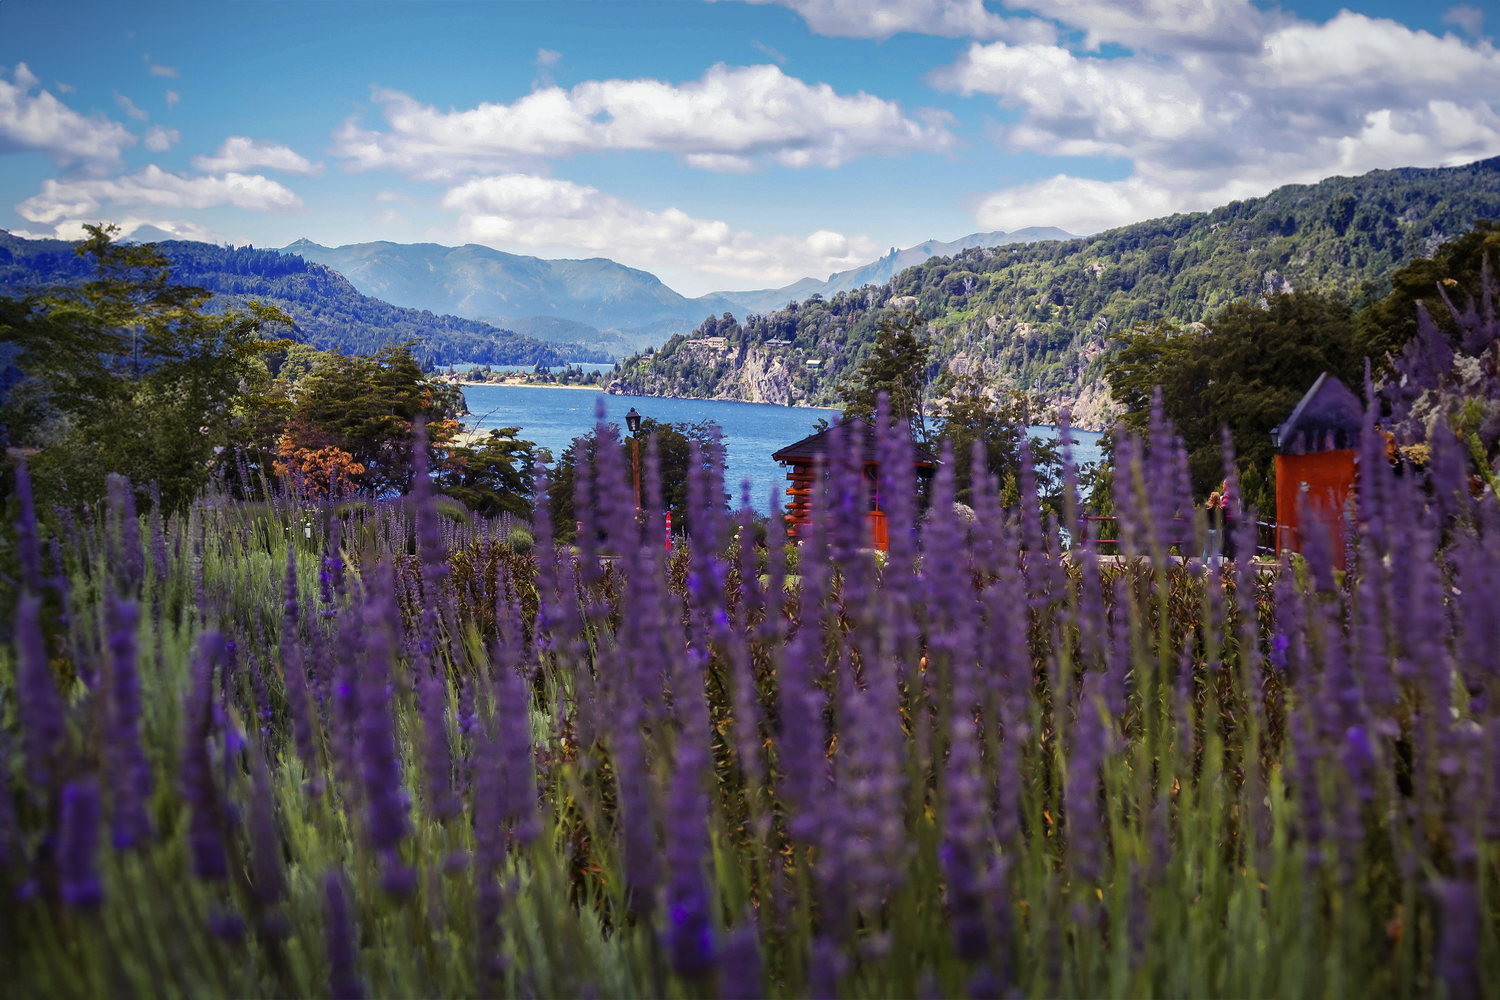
[535,48,561,67]
[934,9,1500,233]
[441,172,880,285]
[149,64,179,78]
[114,92,149,121]
[714,0,1056,42]
[191,136,323,176]
[1443,5,1484,37]
[143,125,179,152]
[16,164,304,224]
[55,81,75,93]
[333,63,956,180]
[0,64,136,171]
[998,0,1275,54]
[165,89,180,110]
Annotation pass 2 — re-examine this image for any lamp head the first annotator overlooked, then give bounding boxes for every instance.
[625,407,642,435]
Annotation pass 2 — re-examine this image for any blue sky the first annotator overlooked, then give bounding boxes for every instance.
[2,0,1498,296]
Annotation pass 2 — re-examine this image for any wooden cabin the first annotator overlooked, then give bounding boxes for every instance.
[1270,373,1364,565]
[772,417,937,550]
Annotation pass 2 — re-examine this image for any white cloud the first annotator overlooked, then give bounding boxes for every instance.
[149,64,179,78]
[333,63,957,180]
[0,64,136,171]
[114,92,149,121]
[143,125,179,152]
[165,89,180,110]
[55,81,75,94]
[935,10,1500,233]
[714,0,1056,42]
[96,217,226,242]
[13,216,227,244]
[974,174,1179,234]
[535,48,561,67]
[191,136,322,176]
[16,164,304,223]
[441,172,880,285]
[1443,5,1485,37]
[998,0,1275,53]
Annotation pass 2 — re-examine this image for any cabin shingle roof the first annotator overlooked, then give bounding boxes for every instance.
[1270,373,1365,454]
[772,417,938,465]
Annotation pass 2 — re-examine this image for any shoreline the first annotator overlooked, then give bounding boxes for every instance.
[451,379,603,391]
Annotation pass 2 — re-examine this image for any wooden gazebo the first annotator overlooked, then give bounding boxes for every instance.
[1269,372,1363,564]
[772,417,937,550]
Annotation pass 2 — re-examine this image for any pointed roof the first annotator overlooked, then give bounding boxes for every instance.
[772,416,938,465]
[1271,372,1364,454]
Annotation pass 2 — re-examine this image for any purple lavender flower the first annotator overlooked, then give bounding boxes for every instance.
[15,594,65,797]
[1288,710,1325,870]
[107,473,144,594]
[107,596,153,849]
[1067,676,1107,882]
[0,737,15,869]
[58,779,103,909]
[12,454,43,592]
[495,662,539,845]
[612,705,659,915]
[1435,880,1481,1000]
[359,572,411,858]
[664,695,716,978]
[182,632,228,881]
[324,870,364,1000]
[248,741,286,910]
[418,662,458,822]
[719,913,762,1000]
[808,936,848,999]
[280,548,321,789]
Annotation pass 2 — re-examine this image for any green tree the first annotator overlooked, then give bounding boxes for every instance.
[1,224,287,510]
[548,417,720,541]
[1356,219,1500,362]
[279,343,465,496]
[930,374,1062,512]
[1106,289,1365,516]
[838,309,931,445]
[439,427,537,518]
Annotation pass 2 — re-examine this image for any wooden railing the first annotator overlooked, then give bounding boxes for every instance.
[1080,515,1277,556]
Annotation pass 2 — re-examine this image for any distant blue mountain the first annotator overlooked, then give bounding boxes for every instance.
[282,239,738,350]
[280,229,1074,352]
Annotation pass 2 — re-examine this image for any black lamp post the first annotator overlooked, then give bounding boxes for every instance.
[625,407,642,510]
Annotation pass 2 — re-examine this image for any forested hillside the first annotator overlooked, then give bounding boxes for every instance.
[616,158,1500,428]
[0,233,605,367]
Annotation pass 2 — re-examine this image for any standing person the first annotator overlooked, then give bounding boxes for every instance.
[1203,485,1224,565]
[1220,479,1238,563]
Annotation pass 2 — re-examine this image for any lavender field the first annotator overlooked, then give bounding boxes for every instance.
[2,399,1496,1000]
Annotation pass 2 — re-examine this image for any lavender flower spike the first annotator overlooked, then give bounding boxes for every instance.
[12,453,43,592]
[325,870,365,1000]
[58,779,104,909]
[108,596,153,850]
[182,632,229,881]
[16,594,65,797]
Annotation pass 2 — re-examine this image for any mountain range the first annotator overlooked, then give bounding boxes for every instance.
[281,227,1075,353]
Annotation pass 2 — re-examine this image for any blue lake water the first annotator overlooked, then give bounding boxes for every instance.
[460,384,1102,514]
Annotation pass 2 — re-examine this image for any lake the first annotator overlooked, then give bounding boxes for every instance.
[460,384,1102,514]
